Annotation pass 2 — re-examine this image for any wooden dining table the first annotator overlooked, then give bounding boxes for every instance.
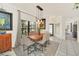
[28,32,43,42]
[27,32,43,55]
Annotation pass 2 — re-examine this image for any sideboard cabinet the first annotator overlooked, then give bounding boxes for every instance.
[0,34,12,53]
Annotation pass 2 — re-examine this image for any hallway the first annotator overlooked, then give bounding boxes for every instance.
[56,33,79,56]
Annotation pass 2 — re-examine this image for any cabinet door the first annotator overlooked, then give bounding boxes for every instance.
[0,34,12,53]
[5,34,11,51]
[2,35,8,52]
[0,36,4,52]
[3,36,7,52]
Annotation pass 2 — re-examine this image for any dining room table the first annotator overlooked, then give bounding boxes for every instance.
[29,32,43,42]
[27,32,43,55]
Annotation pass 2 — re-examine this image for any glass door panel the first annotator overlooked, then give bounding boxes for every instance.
[21,20,28,36]
[29,21,36,33]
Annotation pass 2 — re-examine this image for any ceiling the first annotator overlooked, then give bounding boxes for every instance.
[11,3,77,17]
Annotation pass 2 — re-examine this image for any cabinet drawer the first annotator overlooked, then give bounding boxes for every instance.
[0,39,3,51]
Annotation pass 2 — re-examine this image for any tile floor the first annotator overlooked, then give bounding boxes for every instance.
[0,34,79,56]
[14,40,59,56]
[0,49,16,56]
[55,34,79,56]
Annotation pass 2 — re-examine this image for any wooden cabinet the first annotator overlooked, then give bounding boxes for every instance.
[0,34,12,53]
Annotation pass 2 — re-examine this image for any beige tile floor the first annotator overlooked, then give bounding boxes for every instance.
[1,34,79,56]
[14,40,59,56]
[0,49,16,56]
[55,34,79,56]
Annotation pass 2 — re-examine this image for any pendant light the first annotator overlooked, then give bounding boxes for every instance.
[36,5,44,33]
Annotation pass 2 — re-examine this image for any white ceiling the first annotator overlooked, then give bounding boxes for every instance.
[11,3,77,17]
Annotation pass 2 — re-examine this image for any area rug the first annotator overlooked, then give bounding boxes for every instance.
[14,41,59,56]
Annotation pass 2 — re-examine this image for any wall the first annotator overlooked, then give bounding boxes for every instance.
[46,14,79,41]
[46,16,65,40]
[65,17,77,33]
[0,3,37,47]
[0,4,18,47]
[74,10,79,42]
[1,3,79,46]
[65,15,79,41]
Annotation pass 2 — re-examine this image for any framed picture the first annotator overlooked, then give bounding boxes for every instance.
[0,11,12,30]
[39,18,46,29]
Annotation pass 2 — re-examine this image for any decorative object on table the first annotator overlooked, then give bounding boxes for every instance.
[0,31,6,34]
[0,11,12,30]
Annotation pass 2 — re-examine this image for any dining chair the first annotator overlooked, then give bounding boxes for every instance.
[37,31,50,52]
[15,35,35,55]
[22,36,35,55]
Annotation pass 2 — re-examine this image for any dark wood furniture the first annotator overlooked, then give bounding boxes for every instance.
[0,33,12,53]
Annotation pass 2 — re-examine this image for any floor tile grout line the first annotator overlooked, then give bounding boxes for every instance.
[71,40,77,56]
[55,39,63,56]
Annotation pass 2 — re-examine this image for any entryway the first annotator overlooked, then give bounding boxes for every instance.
[65,22,77,41]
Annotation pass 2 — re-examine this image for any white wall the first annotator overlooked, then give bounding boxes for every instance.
[65,15,79,41]
[77,17,79,42]
[46,16,65,40]
[47,14,79,41]
[20,12,36,22]
[0,3,37,47]
[0,4,18,47]
[1,3,79,46]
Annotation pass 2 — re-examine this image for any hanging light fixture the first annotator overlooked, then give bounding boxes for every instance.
[36,5,44,33]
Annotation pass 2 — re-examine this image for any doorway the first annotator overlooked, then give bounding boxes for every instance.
[49,24,54,36]
[65,22,77,41]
